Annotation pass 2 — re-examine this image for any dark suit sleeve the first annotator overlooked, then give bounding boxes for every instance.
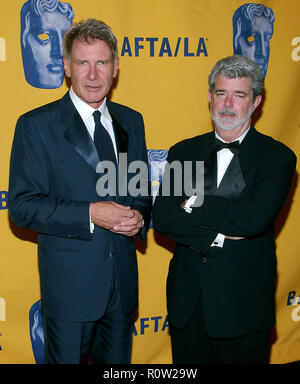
[191,144,297,237]
[152,144,218,251]
[8,115,92,240]
[128,113,152,241]
[153,139,296,247]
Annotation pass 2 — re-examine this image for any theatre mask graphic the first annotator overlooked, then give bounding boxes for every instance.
[233,3,275,76]
[29,300,44,364]
[148,149,168,228]
[20,0,74,89]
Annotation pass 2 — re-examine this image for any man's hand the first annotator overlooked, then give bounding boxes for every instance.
[90,201,133,230]
[112,209,143,237]
[90,202,143,237]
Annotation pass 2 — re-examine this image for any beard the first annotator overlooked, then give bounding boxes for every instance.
[210,105,253,131]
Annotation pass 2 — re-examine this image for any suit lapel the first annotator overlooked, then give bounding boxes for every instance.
[107,102,129,157]
[215,126,262,197]
[61,94,133,199]
[194,132,218,195]
[203,145,218,195]
[61,95,130,171]
[239,126,263,174]
[190,127,264,199]
[196,132,215,162]
[107,102,129,196]
[217,155,246,197]
[200,129,257,198]
[62,93,100,170]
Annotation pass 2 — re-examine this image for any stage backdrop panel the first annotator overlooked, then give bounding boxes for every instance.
[1,0,300,364]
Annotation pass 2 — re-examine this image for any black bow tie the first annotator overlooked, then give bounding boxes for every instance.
[213,138,240,155]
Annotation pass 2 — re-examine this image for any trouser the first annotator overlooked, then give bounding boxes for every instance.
[44,273,133,364]
[170,293,271,364]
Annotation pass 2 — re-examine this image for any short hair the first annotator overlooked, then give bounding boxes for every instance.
[63,18,118,62]
[208,55,264,100]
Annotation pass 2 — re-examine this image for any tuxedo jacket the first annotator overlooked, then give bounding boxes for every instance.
[153,127,296,338]
[9,92,151,322]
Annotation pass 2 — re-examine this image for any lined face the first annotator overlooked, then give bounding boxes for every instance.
[64,39,119,109]
[208,75,261,134]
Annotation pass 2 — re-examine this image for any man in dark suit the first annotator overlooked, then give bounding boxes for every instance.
[9,19,151,364]
[153,55,296,364]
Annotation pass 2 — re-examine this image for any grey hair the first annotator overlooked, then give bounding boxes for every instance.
[63,18,118,62]
[208,55,264,100]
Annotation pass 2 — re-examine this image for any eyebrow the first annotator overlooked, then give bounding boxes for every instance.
[234,90,248,96]
[215,89,248,96]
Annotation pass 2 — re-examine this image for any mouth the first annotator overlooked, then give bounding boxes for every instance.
[85,85,102,92]
[219,110,236,119]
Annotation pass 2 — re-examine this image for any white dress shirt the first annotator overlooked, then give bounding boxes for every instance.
[69,87,118,159]
[69,87,118,232]
[211,127,250,247]
[184,127,250,247]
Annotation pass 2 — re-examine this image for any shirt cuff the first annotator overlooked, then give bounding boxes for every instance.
[89,205,94,233]
[210,233,225,248]
[183,194,197,213]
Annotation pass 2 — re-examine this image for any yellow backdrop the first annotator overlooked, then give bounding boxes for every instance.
[1,0,300,364]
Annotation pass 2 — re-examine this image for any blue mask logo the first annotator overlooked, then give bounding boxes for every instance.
[20,0,74,89]
[29,300,44,364]
[233,3,275,76]
[148,149,168,228]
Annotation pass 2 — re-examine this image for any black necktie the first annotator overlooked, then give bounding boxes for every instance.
[213,137,240,155]
[93,110,116,165]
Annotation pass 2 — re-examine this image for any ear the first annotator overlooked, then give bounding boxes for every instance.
[208,90,212,102]
[253,94,262,112]
[63,57,71,78]
[113,57,119,78]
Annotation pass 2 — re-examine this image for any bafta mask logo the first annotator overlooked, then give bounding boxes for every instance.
[20,0,74,89]
[233,3,275,76]
[29,300,44,364]
[148,149,168,228]
[148,149,168,204]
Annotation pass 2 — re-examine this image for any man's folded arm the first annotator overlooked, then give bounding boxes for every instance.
[152,146,217,251]
[191,149,297,238]
[153,143,296,247]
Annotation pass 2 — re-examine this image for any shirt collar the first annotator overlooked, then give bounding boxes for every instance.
[69,87,111,122]
[215,126,250,144]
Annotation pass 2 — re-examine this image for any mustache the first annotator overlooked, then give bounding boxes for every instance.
[218,109,237,117]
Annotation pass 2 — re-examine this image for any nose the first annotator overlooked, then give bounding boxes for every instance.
[87,63,98,80]
[224,93,233,108]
